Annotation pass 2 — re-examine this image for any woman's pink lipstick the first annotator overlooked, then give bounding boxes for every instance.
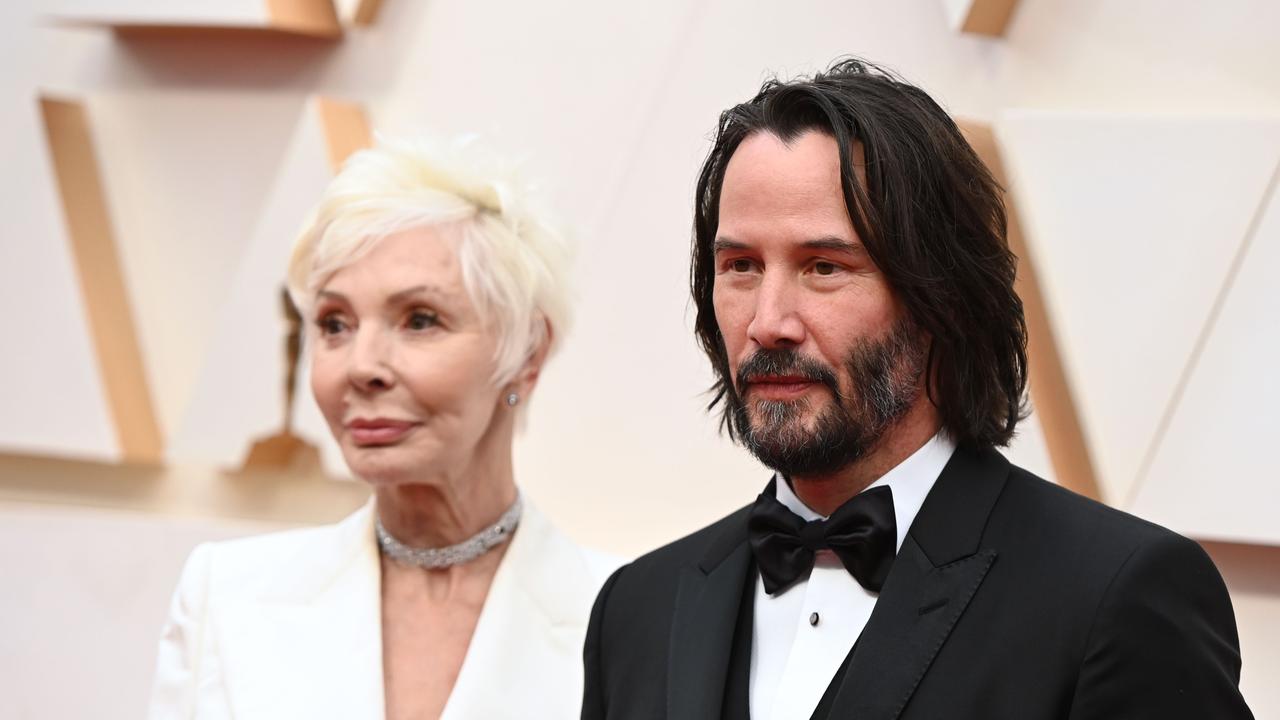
[346,418,418,446]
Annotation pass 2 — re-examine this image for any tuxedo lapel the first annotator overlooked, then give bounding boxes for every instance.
[823,447,1010,720]
[667,507,754,720]
[822,537,996,719]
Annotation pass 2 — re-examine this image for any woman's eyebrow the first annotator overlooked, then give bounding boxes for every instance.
[385,284,445,304]
[315,285,449,306]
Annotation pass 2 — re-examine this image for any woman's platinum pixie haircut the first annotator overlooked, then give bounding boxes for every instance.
[287,134,572,387]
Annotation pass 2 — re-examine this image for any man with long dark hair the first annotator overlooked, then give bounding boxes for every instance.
[582,59,1251,719]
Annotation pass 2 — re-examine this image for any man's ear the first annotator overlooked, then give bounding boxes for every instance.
[513,317,554,398]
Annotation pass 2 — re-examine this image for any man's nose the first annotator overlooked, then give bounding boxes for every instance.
[347,326,394,392]
[746,273,806,349]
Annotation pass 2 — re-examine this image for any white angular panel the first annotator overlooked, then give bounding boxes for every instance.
[939,0,975,30]
[50,0,264,24]
[332,0,375,25]
[938,0,1019,37]
[0,101,117,461]
[997,112,1280,507]
[88,92,304,442]
[170,99,345,476]
[1132,168,1280,544]
[47,0,341,37]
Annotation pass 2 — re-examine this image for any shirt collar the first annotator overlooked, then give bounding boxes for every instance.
[773,431,957,552]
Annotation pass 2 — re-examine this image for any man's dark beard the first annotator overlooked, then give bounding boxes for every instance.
[728,318,927,477]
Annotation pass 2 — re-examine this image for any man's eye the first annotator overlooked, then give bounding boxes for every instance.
[813,261,838,276]
[730,258,754,273]
[406,310,439,331]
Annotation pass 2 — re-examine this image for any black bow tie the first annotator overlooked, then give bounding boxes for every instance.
[747,479,897,595]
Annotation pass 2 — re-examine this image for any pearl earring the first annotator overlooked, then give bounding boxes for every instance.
[506,392,520,407]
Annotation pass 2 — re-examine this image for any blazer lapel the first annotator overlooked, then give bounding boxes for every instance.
[442,503,609,719]
[824,447,1010,720]
[667,506,754,720]
[216,501,385,719]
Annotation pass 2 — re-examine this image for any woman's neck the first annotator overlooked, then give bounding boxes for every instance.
[374,448,518,549]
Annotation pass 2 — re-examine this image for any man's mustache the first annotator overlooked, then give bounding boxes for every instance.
[735,348,840,397]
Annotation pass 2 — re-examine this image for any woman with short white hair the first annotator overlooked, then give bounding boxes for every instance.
[150,136,620,719]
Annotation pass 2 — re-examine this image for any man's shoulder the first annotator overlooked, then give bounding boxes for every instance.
[585,500,754,685]
[999,462,1180,545]
[990,460,1210,587]
[628,503,752,571]
[991,462,1247,716]
[602,502,752,603]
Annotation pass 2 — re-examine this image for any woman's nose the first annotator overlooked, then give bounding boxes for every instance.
[347,327,394,391]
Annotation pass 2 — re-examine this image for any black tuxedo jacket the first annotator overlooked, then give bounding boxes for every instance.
[582,446,1252,719]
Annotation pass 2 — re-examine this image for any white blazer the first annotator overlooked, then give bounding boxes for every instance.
[149,498,621,719]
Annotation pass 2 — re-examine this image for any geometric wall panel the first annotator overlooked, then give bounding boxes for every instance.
[48,0,342,38]
[1132,163,1280,545]
[0,97,123,463]
[938,0,1021,37]
[996,112,1280,508]
[332,0,382,25]
[961,121,1094,498]
[33,96,163,464]
[82,92,316,447]
[169,97,369,473]
[1000,405,1056,486]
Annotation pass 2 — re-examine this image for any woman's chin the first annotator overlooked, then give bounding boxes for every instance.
[343,447,425,486]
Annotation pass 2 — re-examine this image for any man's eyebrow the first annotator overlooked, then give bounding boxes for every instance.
[802,237,865,254]
[713,236,866,254]
[713,238,749,253]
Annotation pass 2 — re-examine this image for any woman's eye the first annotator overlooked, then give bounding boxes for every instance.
[316,313,347,335]
[406,310,439,331]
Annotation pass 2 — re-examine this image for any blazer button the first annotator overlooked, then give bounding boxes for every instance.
[809,612,820,626]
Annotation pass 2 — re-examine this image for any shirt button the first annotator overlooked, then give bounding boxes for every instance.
[809,612,820,626]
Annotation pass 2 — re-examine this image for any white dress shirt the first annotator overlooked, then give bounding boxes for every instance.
[749,432,957,720]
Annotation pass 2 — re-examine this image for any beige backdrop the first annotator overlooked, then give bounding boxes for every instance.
[1,0,1278,718]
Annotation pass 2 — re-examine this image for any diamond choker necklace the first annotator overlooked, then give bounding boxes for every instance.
[375,492,523,569]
